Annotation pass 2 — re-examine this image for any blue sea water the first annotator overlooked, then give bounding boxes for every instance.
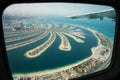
[5,16,115,74]
[43,16,115,43]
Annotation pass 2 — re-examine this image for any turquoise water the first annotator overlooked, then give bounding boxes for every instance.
[44,16,115,43]
[5,16,115,74]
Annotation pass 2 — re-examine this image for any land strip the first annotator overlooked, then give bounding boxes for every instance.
[63,32,84,43]
[56,32,71,51]
[4,30,37,38]
[6,31,49,50]
[25,31,56,58]
[5,31,43,42]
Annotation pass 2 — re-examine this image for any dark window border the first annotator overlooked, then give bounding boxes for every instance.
[0,0,120,80]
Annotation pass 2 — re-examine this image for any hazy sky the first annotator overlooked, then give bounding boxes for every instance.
[3,3,114,17]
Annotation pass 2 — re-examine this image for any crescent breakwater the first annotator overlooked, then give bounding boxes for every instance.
[4,22,113,80]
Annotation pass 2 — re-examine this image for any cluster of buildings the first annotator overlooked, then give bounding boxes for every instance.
[5,23,35,31]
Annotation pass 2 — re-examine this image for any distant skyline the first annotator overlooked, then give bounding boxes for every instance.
[3,3,114,17]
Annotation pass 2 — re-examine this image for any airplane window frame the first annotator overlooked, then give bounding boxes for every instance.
[0,0,120,80]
